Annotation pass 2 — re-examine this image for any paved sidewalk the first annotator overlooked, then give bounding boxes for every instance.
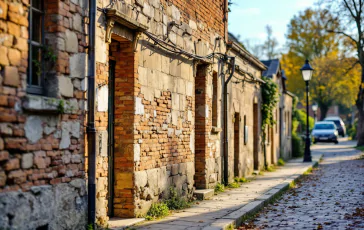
[133,154,321,230]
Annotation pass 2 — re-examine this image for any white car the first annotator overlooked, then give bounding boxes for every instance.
[312,121,339,144]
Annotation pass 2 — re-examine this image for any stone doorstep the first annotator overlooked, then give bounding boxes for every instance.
[194,189,215,200]
[200,154,323,230]
[108,217,145,230]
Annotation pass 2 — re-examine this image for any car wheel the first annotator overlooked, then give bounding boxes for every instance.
[334,141,339,144]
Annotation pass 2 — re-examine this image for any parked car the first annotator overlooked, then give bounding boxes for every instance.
[324,116,346,137]
[312,121,339,144]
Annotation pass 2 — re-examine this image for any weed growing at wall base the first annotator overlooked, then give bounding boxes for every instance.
[278,158,285,166]
[166,187,190,210]
[228,182,240,188]
[214,183,225,194]
[145,202,169,220]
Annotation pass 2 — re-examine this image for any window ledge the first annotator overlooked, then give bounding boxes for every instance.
[211,126,222,134]
[22,95,77,114]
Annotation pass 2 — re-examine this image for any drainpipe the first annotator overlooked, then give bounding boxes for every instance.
[87,0,97,228]
[223,56,235,186]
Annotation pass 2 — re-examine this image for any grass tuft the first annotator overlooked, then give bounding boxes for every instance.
[214,183,225,194]
[166,187,190,210]
[145,202,169,220]
[278,158,285,166]
[228,182,240,188]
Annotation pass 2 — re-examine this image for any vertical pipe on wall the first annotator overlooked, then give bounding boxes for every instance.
[223,56,235,186]
[87,0,97,227]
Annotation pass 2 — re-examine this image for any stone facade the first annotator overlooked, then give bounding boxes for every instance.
[93,0,228,224]
[227,41,266,180]
[0,0,88,229]
[0,0,294,228]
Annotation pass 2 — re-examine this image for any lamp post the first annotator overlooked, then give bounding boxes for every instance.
[312,103,318,124]
[300,59,314,162]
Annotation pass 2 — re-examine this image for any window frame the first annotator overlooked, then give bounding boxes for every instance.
[27,0,45,95]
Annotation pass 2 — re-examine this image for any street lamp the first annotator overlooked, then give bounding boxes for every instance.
[312,102,318,123]
[300,59,314,162]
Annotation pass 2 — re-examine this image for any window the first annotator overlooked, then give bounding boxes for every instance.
[27,0,44,94]
[212,71,218,127]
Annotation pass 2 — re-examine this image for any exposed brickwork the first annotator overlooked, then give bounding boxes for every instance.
[0,0,87,228]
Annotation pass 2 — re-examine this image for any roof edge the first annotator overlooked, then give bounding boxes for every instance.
[228,41,267,71]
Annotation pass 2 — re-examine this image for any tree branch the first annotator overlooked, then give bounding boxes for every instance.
[343,60,360,75]
[327,29,358,43]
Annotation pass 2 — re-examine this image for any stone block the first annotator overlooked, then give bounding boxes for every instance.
[146,168,159,195]
[70,53,86,78]
[14,37,27,51]
[171,5,180,21]
[70,121,80,138]
[21,153,33,169]
[144,51,161,72]
[171,93,179,110]
[24,116,43,144]
[3,66,19,87]
[59,75,74,97]
[169,59,181,77]
[96,130,108,157]
[0,1,8,20]
[134,144,140,162]
[142,3,152,18]
[171,164,179,175]
[193,189,214,200]
[0,46,9,66]
[179,95,186,111]
[135,170,147,188]
[172,110,179,126]
[177,78,186,94]
[60,122,71,149]
[97,85,108,112]
[141,85,154,102]
[179,162,187,175]
[138,66,148,86]
[65,29,78,53]
[73,13,83,32]
[135,97,145,115]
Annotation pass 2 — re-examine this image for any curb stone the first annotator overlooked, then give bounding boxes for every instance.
[201,154,322,230]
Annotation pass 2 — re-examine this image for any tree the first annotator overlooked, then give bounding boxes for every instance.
[281,8,356,120]
[243,39,264,59]
[263,25,279,59]
[286,8,340,60]
[322,0,364,146]
[311,52,361,120]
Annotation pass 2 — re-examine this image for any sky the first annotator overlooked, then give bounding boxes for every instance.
[228,0,316,53]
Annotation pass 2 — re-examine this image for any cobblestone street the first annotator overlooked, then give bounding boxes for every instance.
[241,140,364,230]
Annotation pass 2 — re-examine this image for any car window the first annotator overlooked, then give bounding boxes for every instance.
[314,124,335,130]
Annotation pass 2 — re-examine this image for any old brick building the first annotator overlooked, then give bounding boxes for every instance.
[0,0,88,229]
[0,0,294,229]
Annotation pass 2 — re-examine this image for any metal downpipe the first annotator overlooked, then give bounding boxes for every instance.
[87,0,97,227]
[223,56,235,186]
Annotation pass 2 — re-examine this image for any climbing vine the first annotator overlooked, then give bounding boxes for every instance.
[261,77,279,168]
[261,77,279,131]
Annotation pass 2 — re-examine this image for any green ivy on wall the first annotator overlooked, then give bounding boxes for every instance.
[261,77,279,169]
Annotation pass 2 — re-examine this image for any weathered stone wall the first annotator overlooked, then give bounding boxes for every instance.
[281,93,293,160]
[94,0,227,222]
[228,46,265,180]
[0,0,88,228]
